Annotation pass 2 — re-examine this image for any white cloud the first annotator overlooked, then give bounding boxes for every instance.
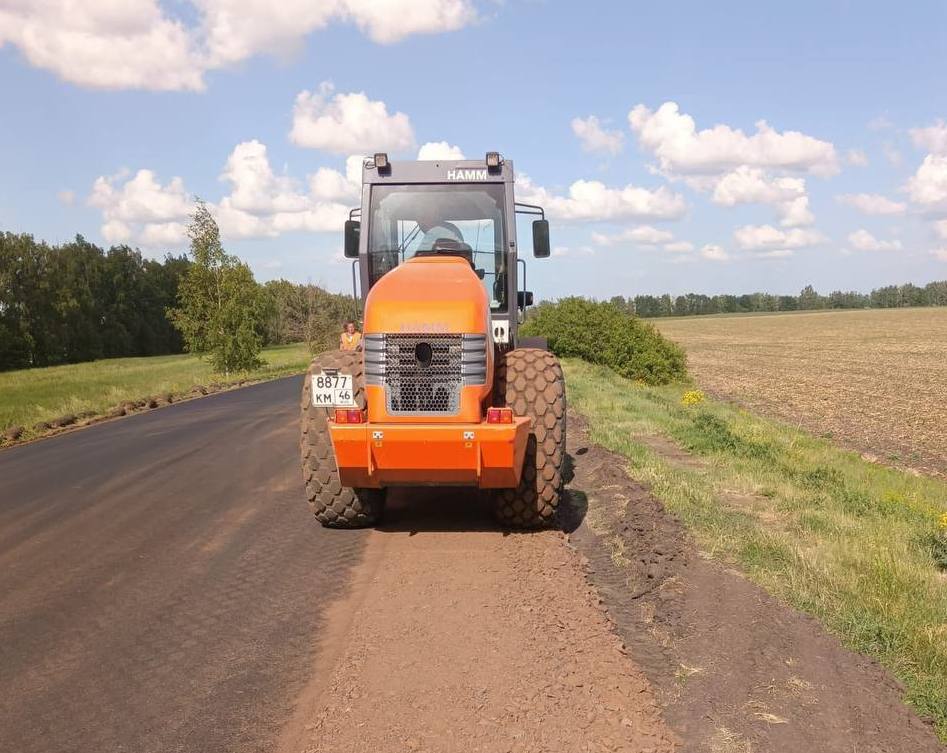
[290,82,415,154]
[417,141,466,160]
[932,248,947,262]
[551,246,594,257]
[89,140,361,246]
[837,193,907,216]
[0,0,477,91]
[847,229,903,253]
[628,101,839,176]
[883,143,903,167]
[591,226,674,246]
[139,222,188,247]
[571,116,624,156]
[215,140,350,237]
[846,149,869,167]
[710,166,813,226]
[934,220,947,240]
[57,189,76,206]
[910,120,947,154]
[733,224,825,254]
[906,154,947,210]
[516,174,686,222]
[219,140,310,215]
[88,169,192,245]
[700,244,729,261]
[664,241,694,253]
[309,155,364,202]
[0,1,202,91]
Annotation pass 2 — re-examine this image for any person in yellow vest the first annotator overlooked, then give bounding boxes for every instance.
[339,320,362,351]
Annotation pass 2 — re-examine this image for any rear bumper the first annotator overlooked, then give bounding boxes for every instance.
[328,418,531,489]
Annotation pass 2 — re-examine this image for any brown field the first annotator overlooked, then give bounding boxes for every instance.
[653,307,947,477]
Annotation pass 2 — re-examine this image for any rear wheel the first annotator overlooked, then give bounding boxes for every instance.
[300,350,385,528]
[492,348,566,528]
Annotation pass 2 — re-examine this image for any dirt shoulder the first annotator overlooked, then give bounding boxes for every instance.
[280,490,676,753]
[564,412,944,753]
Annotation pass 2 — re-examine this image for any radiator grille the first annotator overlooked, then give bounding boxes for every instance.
[364,333,486,415]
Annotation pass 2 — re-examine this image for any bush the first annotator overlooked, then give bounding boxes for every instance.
[521,297,687,385]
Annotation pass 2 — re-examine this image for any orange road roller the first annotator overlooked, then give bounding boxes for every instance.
[300,153,565,528]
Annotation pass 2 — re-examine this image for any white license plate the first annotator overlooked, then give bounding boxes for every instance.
[311,372,356,408]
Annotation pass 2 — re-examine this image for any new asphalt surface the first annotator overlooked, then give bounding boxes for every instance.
[0,376,368,753]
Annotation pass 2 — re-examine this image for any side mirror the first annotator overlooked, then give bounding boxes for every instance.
[517,290,534,309]
[532,219,550,258]
[344,220,360,258]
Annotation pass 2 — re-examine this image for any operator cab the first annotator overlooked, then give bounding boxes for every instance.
[344,152,550,348]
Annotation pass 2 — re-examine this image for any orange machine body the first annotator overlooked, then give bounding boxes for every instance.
[328,255,530,488]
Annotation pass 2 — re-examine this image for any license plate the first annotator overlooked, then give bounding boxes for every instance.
[311,372,356,408]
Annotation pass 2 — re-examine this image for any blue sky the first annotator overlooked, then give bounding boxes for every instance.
[2,1,946,300]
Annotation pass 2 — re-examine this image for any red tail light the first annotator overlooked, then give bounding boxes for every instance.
[333,409,365,424]
[486,407,513,424]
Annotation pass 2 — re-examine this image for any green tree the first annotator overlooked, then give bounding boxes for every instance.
[169,202,266,375]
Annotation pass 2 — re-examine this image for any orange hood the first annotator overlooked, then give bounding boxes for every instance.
[363,256,490,335]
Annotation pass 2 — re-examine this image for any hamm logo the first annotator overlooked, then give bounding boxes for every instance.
[446,169,488,181]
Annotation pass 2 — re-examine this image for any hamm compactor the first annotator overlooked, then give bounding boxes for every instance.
[300,152,564,528]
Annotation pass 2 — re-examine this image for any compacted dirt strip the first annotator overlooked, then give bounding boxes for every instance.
[563,413,944,753]
[0,377,369,753]
[281,491,676,753]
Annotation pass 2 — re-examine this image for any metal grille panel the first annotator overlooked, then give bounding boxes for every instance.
[385,334,462,415]
[363,333,487,415]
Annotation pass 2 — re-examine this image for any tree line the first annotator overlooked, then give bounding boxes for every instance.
[618,281,947,318]
[0,213,356,372]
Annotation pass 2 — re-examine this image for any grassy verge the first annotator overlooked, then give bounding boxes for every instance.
[565,358,947,738]
[0,343,312,438]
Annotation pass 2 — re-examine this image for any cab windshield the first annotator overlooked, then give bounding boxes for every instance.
[367,183,508,312]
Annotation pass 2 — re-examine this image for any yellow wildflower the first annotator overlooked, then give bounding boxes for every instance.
[938,512,947,531]
[681,389,705,407]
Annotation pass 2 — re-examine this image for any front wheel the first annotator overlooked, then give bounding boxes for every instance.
[491,348,566,528]
[300,350,385,528]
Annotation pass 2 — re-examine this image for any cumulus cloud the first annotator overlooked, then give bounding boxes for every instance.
[910,120,947,154]
[417,141,465,160]
[847,229,903,253]
[710,166,813,226]
[0,0,477,91]
[733,225,825,256]
[932,248,947,262]
[516,174,686,223]
[846,149,869,167]
[836,193,907,216]
[88,140,363,246]
[664,241,694,253]
[906,154,947,211]
[571,116,624,156]
[628,102,839,176]
[88,168,192,244]
[591,226,674,246]
[290,82,415,154]
[700,244,729,261]
[934,220,947,240]
[309,155,364,202]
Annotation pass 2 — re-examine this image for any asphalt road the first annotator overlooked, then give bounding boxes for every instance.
[0,377,368,753]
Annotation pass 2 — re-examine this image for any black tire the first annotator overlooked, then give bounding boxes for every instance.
[300,350,384,528]
[492,348,566,528]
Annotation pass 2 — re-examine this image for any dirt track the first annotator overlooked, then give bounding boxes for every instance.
[283,495,674,753]
[1,376,942,752]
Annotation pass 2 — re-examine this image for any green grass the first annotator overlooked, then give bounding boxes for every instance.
[0,343,311,436]
[565,358,947,738]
